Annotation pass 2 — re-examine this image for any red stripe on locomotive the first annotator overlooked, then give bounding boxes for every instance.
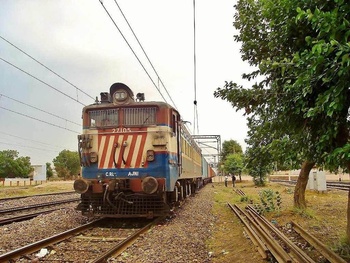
[125,134,138,168]
[97,130,148,169]
[135,131,148,167]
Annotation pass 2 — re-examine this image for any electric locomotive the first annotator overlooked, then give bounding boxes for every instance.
[74,82,215,218]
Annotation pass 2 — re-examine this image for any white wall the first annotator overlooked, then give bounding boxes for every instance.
[32,164,47,181]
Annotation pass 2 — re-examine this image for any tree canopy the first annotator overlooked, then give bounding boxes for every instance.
[214,0,350,239]
[223,153,243,175]
[221,140,243,161]
[0,150,33,178]
[46,162,54,179]
[53,150,80,180]
[215,0,350,176]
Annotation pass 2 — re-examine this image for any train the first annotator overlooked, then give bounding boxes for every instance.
[73,82,216,218]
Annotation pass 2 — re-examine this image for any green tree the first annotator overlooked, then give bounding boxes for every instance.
[46,162,54,179]
[224,153,243,176]
[215,0,350,240]
[221,140,243,162]
[0,150,33,178]
[215,0,318,198]
[53,150,80,180]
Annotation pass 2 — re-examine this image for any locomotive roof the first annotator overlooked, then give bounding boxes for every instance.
[84,100,177,111]
[84,82,178,113]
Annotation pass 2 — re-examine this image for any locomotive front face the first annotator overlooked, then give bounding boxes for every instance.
[74,83,181,218]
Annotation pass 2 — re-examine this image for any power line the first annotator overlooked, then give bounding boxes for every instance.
[99,0,169,104]
[0,131,70,150]
[0,106,80,134]
[0,57,86,106]
[113,0,178,110]
[0,35,95,101]
[0,93,81,126]
[0,141,62,153]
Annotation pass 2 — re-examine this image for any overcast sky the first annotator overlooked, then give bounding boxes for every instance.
[0,0,251,166]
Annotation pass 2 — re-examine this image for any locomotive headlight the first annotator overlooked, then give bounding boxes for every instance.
[142,176,158,194]
[146,150,155,162]
[74,178,89,194]
[113,90,127,102]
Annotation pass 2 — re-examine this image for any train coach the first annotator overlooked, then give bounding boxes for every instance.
[73,82,216,218]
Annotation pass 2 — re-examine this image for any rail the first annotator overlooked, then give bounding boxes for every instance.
[0,209,56,226]
[0,191,76,202]
[0,219,103,262]
[0,217,164,262]
[229,203,346,262]
[270,179,350,191]
[91,216,165,262]
[291,221,346,263]
[0,198,80,215]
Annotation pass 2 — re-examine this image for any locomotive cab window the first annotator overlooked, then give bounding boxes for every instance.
[88,109,119,127]
[123,107,157,126]
[172,114,177,135]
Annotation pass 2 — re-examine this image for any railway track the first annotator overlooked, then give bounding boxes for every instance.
[0,191,76,202]
[326,182,350,191]
[229,202,346,263]
[0,209,57,226]
[0,198,80,215]
[0,198,80,226]
[270,179,350,191]
[0,217,163,262]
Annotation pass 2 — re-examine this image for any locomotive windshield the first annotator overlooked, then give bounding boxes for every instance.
[88,107,157,128]
[89,109,119,127]
[123,107,157,126]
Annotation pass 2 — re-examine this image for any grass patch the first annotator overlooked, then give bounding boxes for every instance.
[292,206,317,219]
[0,181,74,198]
[332,235,350,261]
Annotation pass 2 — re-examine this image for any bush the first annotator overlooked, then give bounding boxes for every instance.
[254,189,282,215]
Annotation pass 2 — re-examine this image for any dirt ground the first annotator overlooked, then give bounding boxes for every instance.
[208,179,349,262]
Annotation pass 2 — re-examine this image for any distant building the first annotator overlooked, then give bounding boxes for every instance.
[31,164,47,180]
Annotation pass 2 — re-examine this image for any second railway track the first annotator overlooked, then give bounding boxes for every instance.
[229,202,346,263]
[0,193,80,226]
[0,217,163,262]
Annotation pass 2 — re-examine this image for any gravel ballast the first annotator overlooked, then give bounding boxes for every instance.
[0,186,216,262]
[113,186,216,262]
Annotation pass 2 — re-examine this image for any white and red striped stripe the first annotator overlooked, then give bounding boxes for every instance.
[98,132,148,169]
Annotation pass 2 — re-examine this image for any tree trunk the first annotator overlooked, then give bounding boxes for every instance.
[336,124,350,241]
[346,162,350,242]
[293,160,315,209]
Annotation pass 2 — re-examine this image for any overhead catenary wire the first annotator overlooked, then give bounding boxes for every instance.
[102,0,200,135]
[0,131,71,150]
[0,35,95,102]
[0,57,86,106]
[0,141,65,153]
[0,106,80,134]
[99,0,169,104]
[112,0,178,110]
[0,94,81,126]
